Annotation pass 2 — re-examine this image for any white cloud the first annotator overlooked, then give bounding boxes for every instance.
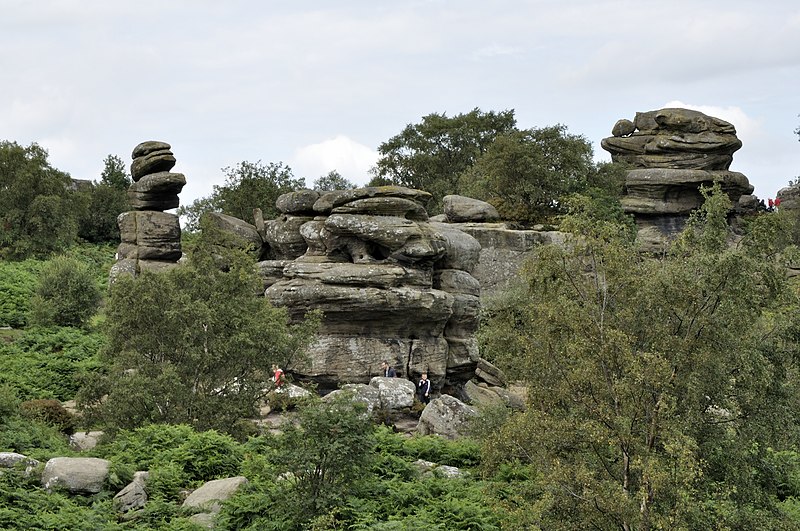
[472,43,522,60]
[291,136,379,187]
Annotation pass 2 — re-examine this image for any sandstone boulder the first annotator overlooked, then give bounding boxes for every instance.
[41,457,111,494]
[475,358,507,387]
[332,197,429,220]
[263,215,313,260]
[202,212,264,255]
[323,384,381,414]
[430,223,481,273]
[69,431,104,452]
[313,186,432,214]
[416,395,477,439]
[0,452,39,473]
[369,376,416,409]
[113,473,148,513]
[602,108,742,171]
[276,189,320,214]
[182,476,248,514]
[132,140,171,159]
[443,195,500,222]
[131,147,176,182]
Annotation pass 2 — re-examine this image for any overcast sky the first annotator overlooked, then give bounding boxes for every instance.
[2,0,799,206]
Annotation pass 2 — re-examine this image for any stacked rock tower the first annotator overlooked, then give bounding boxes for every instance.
[601,108,754,250]
[111,141,186,279]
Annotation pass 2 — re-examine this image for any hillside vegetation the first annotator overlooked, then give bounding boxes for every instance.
[2,117,800,529]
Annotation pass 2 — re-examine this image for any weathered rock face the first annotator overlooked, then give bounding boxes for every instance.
[111,141,185,279]
[601,108,754,251]
[263,186,483,390]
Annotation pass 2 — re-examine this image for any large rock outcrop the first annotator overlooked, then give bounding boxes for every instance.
[601,108,754,251]
[262,186,482,391]
[110,141,186,279]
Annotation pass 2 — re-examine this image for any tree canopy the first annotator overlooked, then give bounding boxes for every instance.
[312,169,356,191]
[370,108,516,209]
[479,186,800,529]
[178,161,305,231]
[78,227,320,434]
[371,109,624,221]
[0,141,77,259]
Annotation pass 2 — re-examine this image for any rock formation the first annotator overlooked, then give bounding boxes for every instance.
[430,195,565,295]
[601,108,754,250]
[110,141,186,279]
[254,186,482,391]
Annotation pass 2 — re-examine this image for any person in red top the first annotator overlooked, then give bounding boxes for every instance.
[271,364,284,388]
[775,197,782,209]
[768,198,774,211]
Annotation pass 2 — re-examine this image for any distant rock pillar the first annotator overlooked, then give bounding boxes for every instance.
[110,141,186,281]
[601,108,754,251]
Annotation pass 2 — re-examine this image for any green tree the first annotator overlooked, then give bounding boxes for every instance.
[28,255,101,328]
[460,125,624,223]
[99,154,131,190]
[0,141,77,258]
[278,393,375,519]
[75,155,131,243]
[480,186,800,529]
[78,228,320,434]
[371,108,517,211]
[178,161,305,231]
[312,169,356,191]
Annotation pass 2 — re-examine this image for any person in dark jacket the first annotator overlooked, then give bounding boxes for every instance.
[380,360,397,377]
[417,372,431,404]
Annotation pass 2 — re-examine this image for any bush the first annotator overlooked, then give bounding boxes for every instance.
[0,327,103,401]
[19,399,75,434]
[0,260,42,328]
[28,255,101,328]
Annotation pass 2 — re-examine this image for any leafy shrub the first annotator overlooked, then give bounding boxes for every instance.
[28,255,101,328]
[146,462,191,502]
[171,429,243,481]
[0,417,71,459]
[0,326,103,401]
[0,259,40,328]
[0,385,20,422]
[99,424,197,471]
[19,399,75,434]
[401,435,482,468]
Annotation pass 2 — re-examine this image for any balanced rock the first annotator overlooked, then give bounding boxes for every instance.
[113,141,186,279]
[601,108,753,247]
[602,108,742,170]
[127,171,186,211]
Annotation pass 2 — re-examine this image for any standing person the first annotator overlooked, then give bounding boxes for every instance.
[417,372,431,404]
[380,360,397,378]
[768,198,775,211]
[775,197,782,209]
[271,364,284,389]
